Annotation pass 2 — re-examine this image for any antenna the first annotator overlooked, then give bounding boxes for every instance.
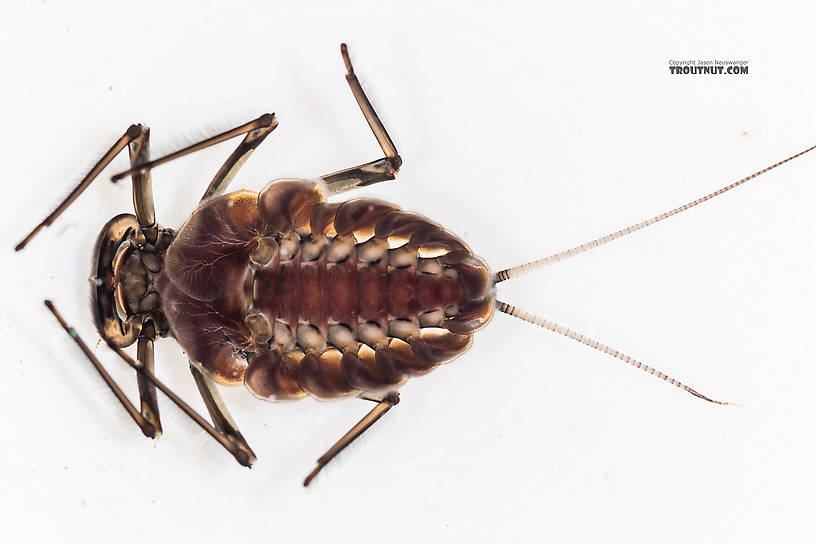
[497,301,730,405]
[495,143,816,283]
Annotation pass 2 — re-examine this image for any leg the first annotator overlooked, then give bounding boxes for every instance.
[128,125,157,241]
[44,301,160,438]
[114,43,395,199]
[189,363,257,465]
[120,130,165,423]
[18,114,277,251]
[135,334,163,437]
[45,300,255,467]
[321,44,403,195]
[16,124,149,251]
[199,119,277,204]
[303,392,400,486]
[110,113,278,201]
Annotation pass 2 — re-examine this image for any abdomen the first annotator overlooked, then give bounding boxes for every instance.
[158,179,494,400]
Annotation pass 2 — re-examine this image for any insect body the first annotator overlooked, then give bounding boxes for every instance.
[159,182,493,398]
[17,44,816,486]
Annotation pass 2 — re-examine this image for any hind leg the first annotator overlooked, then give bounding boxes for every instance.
[321,44,403,195]
[304,392,400,486]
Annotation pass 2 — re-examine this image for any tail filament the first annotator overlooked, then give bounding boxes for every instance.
[495,143,816,283]
[497,301,729,405]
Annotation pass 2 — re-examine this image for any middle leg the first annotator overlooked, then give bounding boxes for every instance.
[189,363,257,466]
[45,301,257,467]
[111,113,279,204]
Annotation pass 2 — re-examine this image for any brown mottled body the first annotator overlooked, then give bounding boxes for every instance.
[23,40,815,487]
[158,180,495,400]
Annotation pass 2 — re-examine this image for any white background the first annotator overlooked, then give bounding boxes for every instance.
[2,2,815,542]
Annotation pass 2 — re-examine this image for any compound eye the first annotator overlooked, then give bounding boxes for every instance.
[92,214,143,347]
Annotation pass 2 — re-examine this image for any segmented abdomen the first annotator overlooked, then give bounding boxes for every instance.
[158,179,494,400]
